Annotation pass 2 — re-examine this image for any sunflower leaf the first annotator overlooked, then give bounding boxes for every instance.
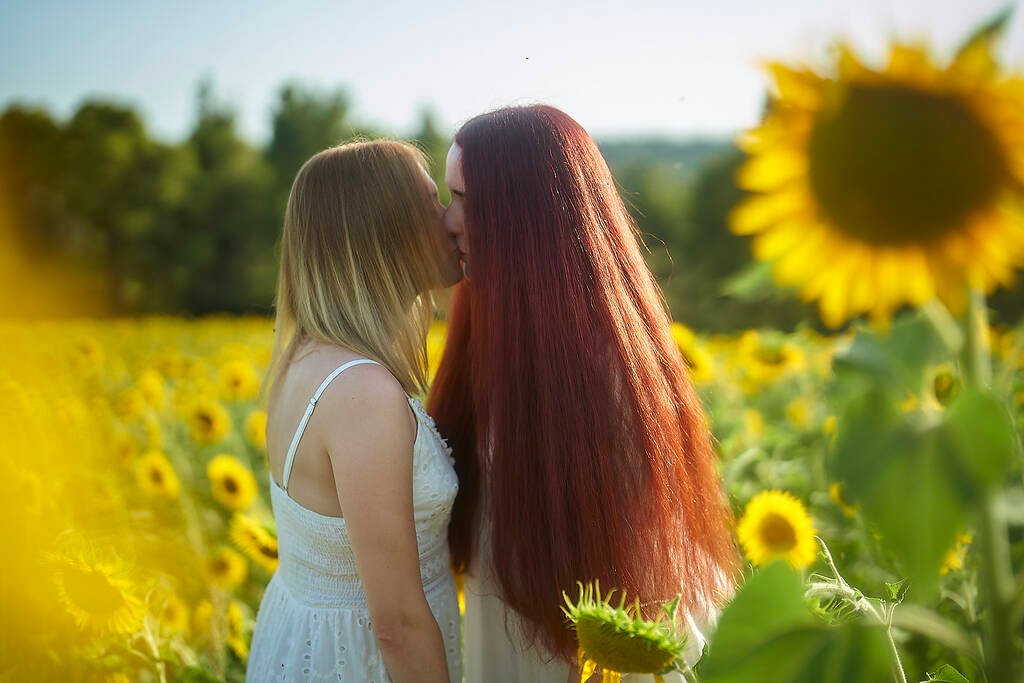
[940,387,1018,497]
[830,314,948,399]
[828,389,969,599]
[701,563,891,683]
[927,663,970,683]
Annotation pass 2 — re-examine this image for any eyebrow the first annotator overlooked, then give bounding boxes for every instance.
[450,188,466,198]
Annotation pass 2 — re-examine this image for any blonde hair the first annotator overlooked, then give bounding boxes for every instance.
[265,139,446,399]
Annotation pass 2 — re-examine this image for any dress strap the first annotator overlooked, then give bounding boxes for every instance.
[281,359,383,491]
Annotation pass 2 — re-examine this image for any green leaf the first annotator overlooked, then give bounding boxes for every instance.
[701,563,891,683]
[941,387,1018,497]
[927,663,970,683]
[884,579,909,604]
[831,315,949,400]
[721,260,779,302]
[828,391,966,599]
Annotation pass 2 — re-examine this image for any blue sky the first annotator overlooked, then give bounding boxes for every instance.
[1,0,1021,143]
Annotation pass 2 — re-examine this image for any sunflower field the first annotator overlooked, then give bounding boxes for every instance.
[3,310,1021,682]
[4,10,1024,683]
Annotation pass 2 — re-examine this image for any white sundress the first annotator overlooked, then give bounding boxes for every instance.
[246,359,463,682]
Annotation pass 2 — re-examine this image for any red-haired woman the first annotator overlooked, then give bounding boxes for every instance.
[428,105,739,682]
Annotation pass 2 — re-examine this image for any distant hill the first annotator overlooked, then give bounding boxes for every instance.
[595,136,733,184]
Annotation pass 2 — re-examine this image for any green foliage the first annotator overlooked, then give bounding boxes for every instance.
[4,83,1024,324]
[699,563,892,683]
[827,315,1017,599]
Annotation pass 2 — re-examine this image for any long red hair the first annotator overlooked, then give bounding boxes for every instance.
[428,105,738,662]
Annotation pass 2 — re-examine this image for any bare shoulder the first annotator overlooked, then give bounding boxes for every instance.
[301,348,415,451]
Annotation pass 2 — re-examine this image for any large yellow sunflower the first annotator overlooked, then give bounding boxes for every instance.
[207,453,258,511]
[47,550,145,635]
[732,31,1024,328]
[737,490,818,569]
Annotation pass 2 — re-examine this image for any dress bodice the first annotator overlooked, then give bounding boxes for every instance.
[268,394,458,607]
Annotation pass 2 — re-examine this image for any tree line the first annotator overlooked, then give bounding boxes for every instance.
[2,81,1020,329]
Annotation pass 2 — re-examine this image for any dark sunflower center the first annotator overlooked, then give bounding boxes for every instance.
[933,371,961,406]
[224,477,238,494]
[212,558,228,574]
[150,468,164,484]
[757,347,785,366]
[197,412,213,430]
[64,567,125,615]
[759,513,797,551]
[807,82,1008,245]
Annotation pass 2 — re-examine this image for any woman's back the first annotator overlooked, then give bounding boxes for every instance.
[246,343,462,682]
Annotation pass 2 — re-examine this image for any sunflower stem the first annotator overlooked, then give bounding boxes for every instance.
[921,299,965,354]
[962,288,1020,683]
[961,288,991,387]
[813,539,908,683]
[141,615,168,683]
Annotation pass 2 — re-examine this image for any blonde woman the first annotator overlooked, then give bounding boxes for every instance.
[246,140,463,682]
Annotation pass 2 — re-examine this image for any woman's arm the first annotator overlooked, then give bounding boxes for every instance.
[317,366,449,683]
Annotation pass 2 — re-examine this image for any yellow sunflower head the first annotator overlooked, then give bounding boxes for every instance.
[71,335,104,376]
[785,396,813,429]
[111,429,139,465]
[203,547,249,589]
[226,600,250,662]
[929,363,962,407]
[733,21,1024,328]
[743,408,765,444]
[427,322,448,382]
[828,481,859,518]
[672,323,715,384]
[112,387,147,421]
[192,598,215,635]
[135,450,180,501]
[229,512,279,572]
[187,397,231,445]
[940,532,973,575]
[218,360,260,402]
[244,409,268,451]
[207,453,258,511]
[737,330,805,389]
[154,592,190,635]
[142,413,164,450]
[135,369,167,411]
[47,549,145,636]
[737,490,818,569]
